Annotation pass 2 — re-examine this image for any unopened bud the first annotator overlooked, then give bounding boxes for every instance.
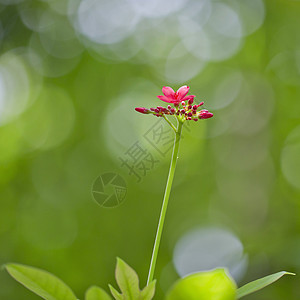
[199,109,213,119]
[135,107,150,114]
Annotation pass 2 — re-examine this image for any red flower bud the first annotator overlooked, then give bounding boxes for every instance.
[135,107,150,114]
[199,109,213,119]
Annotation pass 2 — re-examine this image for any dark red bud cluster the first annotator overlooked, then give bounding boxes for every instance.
[173,100,213,121]
[144,105,179,117]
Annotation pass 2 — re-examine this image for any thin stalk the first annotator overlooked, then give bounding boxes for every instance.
[162,115,177,133]
[147,121,183,285]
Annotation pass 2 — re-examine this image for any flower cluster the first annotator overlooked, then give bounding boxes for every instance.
[135,86,213,122]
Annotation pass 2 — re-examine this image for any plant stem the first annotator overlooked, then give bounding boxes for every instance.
[147,120,183,285]
[162,115,177,133]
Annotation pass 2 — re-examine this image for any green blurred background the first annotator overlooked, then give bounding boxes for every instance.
[0,0,300,299]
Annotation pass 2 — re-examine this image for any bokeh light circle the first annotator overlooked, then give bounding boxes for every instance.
[16,85,75,150]
[210,3,242,39]
[210,71,243,110]
[127,0,188,18]
[28,34,81,78]
[0,51,32,126]
[234,0,265,37]
[165,41,206,83]
[76,0,140,45]
[173,227,247,282]
[38,11,83,59]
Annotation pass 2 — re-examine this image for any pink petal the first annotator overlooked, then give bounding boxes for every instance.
[171,99,183,104]
[162,86,175,98]
[176,85,189,100]
[157,95,173,103]
[182,95,195,101]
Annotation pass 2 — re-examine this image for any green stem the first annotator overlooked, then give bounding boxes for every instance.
[162,115,177,133]
[147,120,183,285]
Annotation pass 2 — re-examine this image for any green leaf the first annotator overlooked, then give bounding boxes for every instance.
[109,258,153,300]
[237,271,295,299]
[85,286,112,300]
[5,263,77,300]
[166,269,236,300]
[139,280,156,300]
[115,258,140,299]
[109,284,123,300]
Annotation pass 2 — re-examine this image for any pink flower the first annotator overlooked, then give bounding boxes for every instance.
[157,86,195,103]
[134,85,213,122]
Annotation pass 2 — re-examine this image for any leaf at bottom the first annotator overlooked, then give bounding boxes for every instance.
[237,271,295,299]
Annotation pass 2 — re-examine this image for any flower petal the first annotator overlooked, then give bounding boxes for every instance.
[176,85,189,100]
[157,95,173,103]
[182,95,195,101]
[162,86,175,98]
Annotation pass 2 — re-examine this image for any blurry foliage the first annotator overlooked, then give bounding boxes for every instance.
[0,0,300,299]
